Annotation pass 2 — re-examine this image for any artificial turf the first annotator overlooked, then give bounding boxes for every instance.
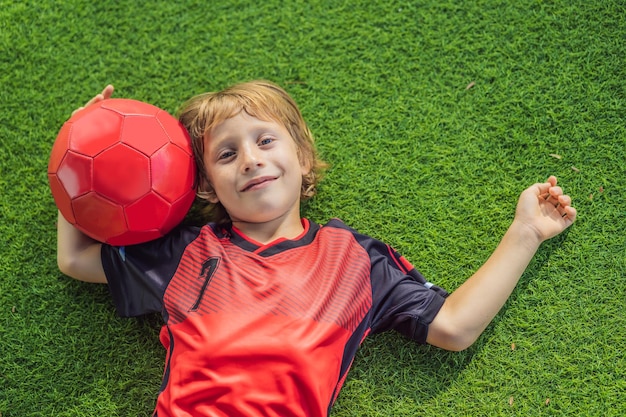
[1,0,624,415]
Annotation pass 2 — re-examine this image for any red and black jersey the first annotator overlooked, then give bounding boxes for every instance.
[102,218,448,417]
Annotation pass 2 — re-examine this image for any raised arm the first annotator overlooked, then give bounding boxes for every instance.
[427,176,577,351]
[57,213,106,283]
[55,85,115,284]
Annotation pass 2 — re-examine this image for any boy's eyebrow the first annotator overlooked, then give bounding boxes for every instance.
[210,123,285,143]
[204,135,233,153]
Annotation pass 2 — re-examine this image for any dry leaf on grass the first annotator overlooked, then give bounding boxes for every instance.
[549,153,562,159]
[466,81,475,90]
[571,166,580,172]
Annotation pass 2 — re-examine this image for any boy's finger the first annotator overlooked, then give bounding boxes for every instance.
[549,186,564,198]
[536,176,558,198]
[563,206,577,223]
[102,85,114,99]
[536,181,553,198]
[546,175,558,187]
[84,94,102,107]
[558,194,571,207]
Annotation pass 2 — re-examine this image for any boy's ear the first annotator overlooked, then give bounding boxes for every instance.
[197,176,219,204]
[299,156,312,176]
[206,192,219,204]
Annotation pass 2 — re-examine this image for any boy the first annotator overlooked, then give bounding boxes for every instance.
[58,81,577,417]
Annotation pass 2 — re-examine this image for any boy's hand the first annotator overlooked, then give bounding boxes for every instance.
[72,84,114,116]
[514,176,577,244]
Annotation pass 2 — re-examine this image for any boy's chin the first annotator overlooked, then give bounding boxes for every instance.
[232,215,280,225]
[230,209,297,226]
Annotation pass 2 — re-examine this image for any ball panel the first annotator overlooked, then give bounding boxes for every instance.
[48,173,76,223]
[107,230,163,247]
[72,192,127,243]
[125,192,172,231]
[160,194,196,233]
[68,107,123,156]
[48,122,72,173]
[93,144,151,204]
[101,98,160,116]
[120,115,170,156]
[56,150,93,198]
[156,110,193,150]
[151,144,196,202]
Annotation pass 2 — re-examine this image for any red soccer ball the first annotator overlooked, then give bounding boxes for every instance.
[48,99,197,246]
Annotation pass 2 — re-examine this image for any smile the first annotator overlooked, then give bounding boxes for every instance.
[241,176,277,192]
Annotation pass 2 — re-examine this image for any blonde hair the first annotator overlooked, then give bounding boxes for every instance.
[178,80,327,224]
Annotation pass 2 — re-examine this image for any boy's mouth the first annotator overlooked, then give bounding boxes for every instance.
[241,176,277,192]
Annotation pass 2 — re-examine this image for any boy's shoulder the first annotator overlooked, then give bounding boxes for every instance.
[319,217,356,232]
[319,218,378,241]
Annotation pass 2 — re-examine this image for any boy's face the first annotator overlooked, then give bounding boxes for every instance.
[202,111,309,226]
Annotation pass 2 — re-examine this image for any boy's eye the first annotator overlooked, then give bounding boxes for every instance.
[218,150,235,160]
[259,136,274,146]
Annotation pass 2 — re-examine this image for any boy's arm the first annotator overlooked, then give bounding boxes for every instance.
[426,176,577,351]
[55,85,115,284]
[57,212,106,283]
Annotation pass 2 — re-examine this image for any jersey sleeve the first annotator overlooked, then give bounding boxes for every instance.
[369,246,448,343]
[101,225,202,318]
[329,219,448,344]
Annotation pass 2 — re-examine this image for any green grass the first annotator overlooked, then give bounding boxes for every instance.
[1,0,624,415]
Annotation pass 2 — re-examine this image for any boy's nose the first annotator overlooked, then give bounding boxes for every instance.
[240,145,263,172]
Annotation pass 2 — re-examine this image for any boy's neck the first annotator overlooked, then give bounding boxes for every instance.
[231,216,306,245]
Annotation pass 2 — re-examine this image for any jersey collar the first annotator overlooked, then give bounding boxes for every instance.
[222,219,320,257]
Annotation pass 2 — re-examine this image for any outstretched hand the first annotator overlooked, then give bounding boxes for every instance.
[71,84,115,116]
[514,176,577,243]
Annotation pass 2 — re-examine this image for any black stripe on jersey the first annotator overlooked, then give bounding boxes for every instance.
[225,219,321,257]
